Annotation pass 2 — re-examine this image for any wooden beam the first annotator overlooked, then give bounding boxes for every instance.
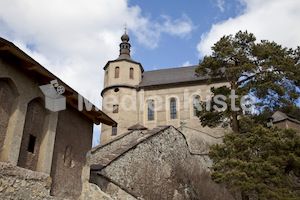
[0,45,10,51]
[26,65,38,70]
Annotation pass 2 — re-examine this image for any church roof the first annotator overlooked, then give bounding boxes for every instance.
[139,65,217,87]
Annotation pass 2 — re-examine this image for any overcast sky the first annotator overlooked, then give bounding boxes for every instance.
[0,0,299,145]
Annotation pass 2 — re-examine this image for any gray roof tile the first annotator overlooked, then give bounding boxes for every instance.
[272,111,300,124]
[139,65,210,87]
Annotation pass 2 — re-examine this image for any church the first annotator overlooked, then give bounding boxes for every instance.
[100,29,228,143]
[89,30,235,199]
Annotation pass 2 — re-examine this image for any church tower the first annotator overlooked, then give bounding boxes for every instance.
[100,28,144,143]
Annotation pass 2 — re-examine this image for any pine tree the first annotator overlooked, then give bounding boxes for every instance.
[195,31,300,133]
[209,119,300,199]
[195,31,300,199]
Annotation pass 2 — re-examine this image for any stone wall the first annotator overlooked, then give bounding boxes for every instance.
[94,126,235,200]
[275,120,300,132]
[90,172,138,200]
[0,162,60,200]
[91,130,143,164]
[0,159,118,200]
[79,181,113,200]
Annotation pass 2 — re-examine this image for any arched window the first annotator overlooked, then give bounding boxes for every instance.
[115,67,119,78]
[130,68,134,79]
[170,98,177,119]
[113,104,119,113]
[193,96,200,116]
[148,100,154,121]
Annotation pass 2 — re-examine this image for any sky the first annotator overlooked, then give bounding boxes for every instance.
[0,0,299,146]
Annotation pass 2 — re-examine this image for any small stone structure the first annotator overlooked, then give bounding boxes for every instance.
[269,111,300,131]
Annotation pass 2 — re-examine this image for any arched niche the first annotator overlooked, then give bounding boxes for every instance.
[0,78,19,157]
[17,97,48,171]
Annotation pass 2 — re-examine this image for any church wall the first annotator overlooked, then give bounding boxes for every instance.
[100,80,229,143]
[140,81,230,137]
[101,87,139,143]
[50,104,93,199]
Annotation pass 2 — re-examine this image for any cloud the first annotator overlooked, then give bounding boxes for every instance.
[0,0,194,146]
[216,0,225,12]
[129,14,194,49]
[182,61,192,67]
[197,0,300,57]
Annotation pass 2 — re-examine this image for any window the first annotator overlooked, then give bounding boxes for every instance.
[130,68,134,79]
[27,134,36,153]
[148,100,154,121]
[113,104,119,113]
[193,96,200,116]
[170,99,177,119]
[112,125,117,136]
[115,67,119,78]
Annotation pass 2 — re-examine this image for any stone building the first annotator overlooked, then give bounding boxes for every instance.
[269,111,300,132]
[100,31,228,144]
[0,37,116,199]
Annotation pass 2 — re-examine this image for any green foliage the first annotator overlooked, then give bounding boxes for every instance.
[279,105,300,121]
[197,31,300,199]
[195,30,300,129]
[209,121,300,199]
